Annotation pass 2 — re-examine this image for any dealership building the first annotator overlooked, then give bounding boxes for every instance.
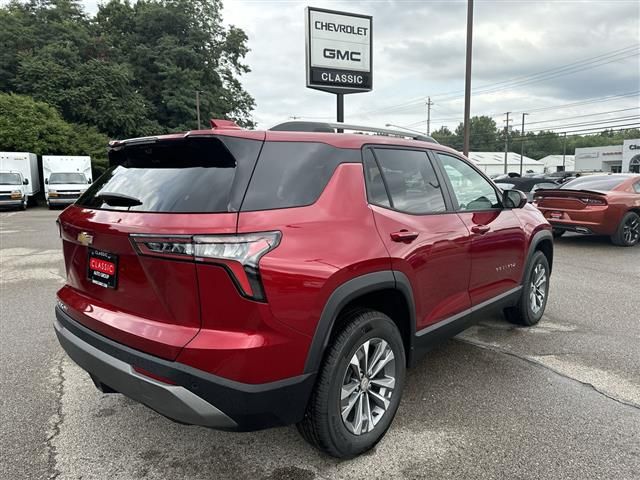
[467,152,545,175]
[574,139,640,173]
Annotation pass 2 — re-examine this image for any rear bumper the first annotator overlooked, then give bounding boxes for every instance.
[538,207,613,235]
[54,306,315,431]
[549,222,595,235]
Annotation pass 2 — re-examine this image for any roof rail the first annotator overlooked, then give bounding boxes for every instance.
[269,121,438,144]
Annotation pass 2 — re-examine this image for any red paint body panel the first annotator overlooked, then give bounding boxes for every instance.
[457,210,527,305]
[369,206,472,330]
[238,164,392,338]
[57,207,237,360]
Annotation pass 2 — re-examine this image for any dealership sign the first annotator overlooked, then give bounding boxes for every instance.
[305,7,373,93]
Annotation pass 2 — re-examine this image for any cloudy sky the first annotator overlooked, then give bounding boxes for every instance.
[61,1,640,133]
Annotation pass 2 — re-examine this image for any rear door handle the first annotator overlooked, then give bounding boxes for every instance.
[471,225,491,235]
[390,230,419,242]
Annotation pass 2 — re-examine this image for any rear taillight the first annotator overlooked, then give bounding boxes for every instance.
[580,197,606,206]
[130,232,281,302]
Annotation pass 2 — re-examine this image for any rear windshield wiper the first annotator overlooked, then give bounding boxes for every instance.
[96,192,143,207]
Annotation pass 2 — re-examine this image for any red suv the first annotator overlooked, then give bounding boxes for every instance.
[54,120,553,458]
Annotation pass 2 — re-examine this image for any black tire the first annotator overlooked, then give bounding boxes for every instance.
[504,251,550,326]
[552,229,565,238]
[297,309,406,458]
[611,211,640,247]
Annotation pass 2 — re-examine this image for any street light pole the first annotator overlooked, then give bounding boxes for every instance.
[462,0,474,156]
[563,132,567,170]
[520,112,529,175]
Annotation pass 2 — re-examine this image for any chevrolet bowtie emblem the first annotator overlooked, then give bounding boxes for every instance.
[77,232,94,246]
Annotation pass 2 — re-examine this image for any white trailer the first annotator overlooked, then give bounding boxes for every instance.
[0,152,40,210]
[43,155,92,208]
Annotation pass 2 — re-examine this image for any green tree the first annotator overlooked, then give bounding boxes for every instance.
[94,0,255,130]
[1,0,255,138]
[0,93,109,173]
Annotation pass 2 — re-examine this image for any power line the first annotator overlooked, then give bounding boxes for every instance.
[406,92,640,127]
[434,47,640,101]
[525,107,640,125]
[351,46,640,117]
[431,43,640,99]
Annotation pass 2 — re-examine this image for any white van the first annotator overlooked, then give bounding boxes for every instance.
[0,152,40,210]
[43,156,92,208]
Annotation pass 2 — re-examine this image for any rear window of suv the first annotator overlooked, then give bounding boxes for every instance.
[561,176,627,191]
[77,136,262,213]
[240,142,360,211]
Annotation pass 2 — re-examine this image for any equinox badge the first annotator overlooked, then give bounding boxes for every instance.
[77,232,93,246]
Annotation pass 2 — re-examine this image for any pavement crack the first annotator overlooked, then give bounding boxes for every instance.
[456,337,640,411]
[46,355,66,480]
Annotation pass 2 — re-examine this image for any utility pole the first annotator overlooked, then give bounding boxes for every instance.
[520,113,529,175]
[462,0,474,156]
[196,91,202,130]
[503,111,511,174]
[563,132,567,170]
[426,97,434,135]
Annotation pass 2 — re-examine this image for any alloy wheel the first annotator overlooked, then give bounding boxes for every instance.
[529,263,547,314]
[340,338,396,436]
[622,216,640,245]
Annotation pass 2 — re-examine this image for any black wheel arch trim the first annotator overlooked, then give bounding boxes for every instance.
[303,270,416,374]
[523,229,554,282]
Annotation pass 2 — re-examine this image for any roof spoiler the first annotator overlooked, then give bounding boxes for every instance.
[210,119,241,130]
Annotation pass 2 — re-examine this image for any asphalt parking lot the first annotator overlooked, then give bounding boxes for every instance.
[1,207,639,480]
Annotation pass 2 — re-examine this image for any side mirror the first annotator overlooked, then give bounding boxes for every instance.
[23,178,29,185]
[88,178,92,184]
[45,178,48,185]
[503,189,528,209]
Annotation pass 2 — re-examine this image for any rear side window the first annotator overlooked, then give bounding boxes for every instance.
[368,148,446,214]
[77,136,261,213]
[240,142,360,211]
[634,181,640,193]
[561,176,627,191]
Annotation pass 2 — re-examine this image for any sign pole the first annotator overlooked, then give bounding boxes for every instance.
[337,93,344,132]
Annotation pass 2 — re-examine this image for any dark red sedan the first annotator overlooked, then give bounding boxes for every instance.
[533,174,640,246]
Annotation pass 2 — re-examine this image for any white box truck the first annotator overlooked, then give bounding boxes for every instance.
[0,152,40,210]
[43,156,92,208]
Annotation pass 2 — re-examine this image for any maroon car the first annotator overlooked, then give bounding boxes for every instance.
[54,120,553,458]
[533,174,640,246]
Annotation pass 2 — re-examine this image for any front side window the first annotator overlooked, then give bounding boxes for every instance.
[633,181,640,194]
[49,173,87,184]
[369,148,446,214]
[437,153,501,211]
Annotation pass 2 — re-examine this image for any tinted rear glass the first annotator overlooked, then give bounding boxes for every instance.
[240,142,360,211]
[561,176,627,191]
[77,136,261,213]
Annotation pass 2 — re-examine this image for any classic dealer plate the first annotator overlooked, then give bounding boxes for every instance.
[88,249,118,289]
